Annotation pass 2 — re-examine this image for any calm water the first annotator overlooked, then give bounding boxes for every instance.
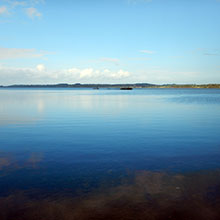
[1,88,220,219]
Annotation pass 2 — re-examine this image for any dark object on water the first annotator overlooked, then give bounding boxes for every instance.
[120,87,133,90]
[93,87,99,89]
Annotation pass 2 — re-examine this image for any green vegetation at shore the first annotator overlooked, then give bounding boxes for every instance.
[0,83,220,89]
[150,84,220,89]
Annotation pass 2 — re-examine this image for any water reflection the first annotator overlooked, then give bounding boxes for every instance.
[0,89,142,126]
[0,88,220,219]
[0,156,10,170]
[0,152,43,171]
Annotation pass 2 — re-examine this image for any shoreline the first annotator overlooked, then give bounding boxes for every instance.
[1,83,220,89]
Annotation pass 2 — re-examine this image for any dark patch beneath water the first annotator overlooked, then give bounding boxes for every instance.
[1,170,220,220]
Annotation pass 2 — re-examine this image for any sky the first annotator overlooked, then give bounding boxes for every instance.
[0,0,220,85]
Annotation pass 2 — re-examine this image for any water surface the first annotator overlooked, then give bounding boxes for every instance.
[0,88,220,219]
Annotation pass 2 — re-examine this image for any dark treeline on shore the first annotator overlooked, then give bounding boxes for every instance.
[0,83,220,89]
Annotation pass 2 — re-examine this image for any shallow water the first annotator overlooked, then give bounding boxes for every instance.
[0,88,220,219]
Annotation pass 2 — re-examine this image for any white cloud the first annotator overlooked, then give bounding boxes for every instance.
[36,64,45,72]
[1,65,219,85]
[0,65,132,85]
[66,67,131,80]
[140,50,155,54]
[26,7,41,18]
[79,68,94,78]
[0,48,47,59]
[0,6,8,15]
[67,68,80,74]
[110,70,130,79]
[103,69,111,74]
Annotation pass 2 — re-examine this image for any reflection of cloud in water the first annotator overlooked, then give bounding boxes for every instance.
[0,92,45,126]
[27,152,44,168]
[0,157,10,170]
[0,116,39,126]
[56,94,135,115]
[0,90,161,126]
[37,99,45,113]
[1,170,220,219]
[0,152,43,171]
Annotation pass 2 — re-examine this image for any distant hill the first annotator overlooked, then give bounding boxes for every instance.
[0,83,220,89]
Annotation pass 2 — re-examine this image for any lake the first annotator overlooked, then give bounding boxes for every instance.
[0,88,220,220]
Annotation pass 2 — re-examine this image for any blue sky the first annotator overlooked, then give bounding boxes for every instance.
[0,0,220,85]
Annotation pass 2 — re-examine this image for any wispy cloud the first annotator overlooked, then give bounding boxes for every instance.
[0,6,8,15]
[26,7,41,18]
[135,68,200,84]
[8,1,26,7]
[128,57,151,61]
[140,50,155,54]
[194,48,220,56]
[127,0,152,4]
[30,0,45,4]
[0,48,48,59]
[100,57,120,65]
[203,52,219,56]
[1,0,43,19]
[6,0,44,6]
